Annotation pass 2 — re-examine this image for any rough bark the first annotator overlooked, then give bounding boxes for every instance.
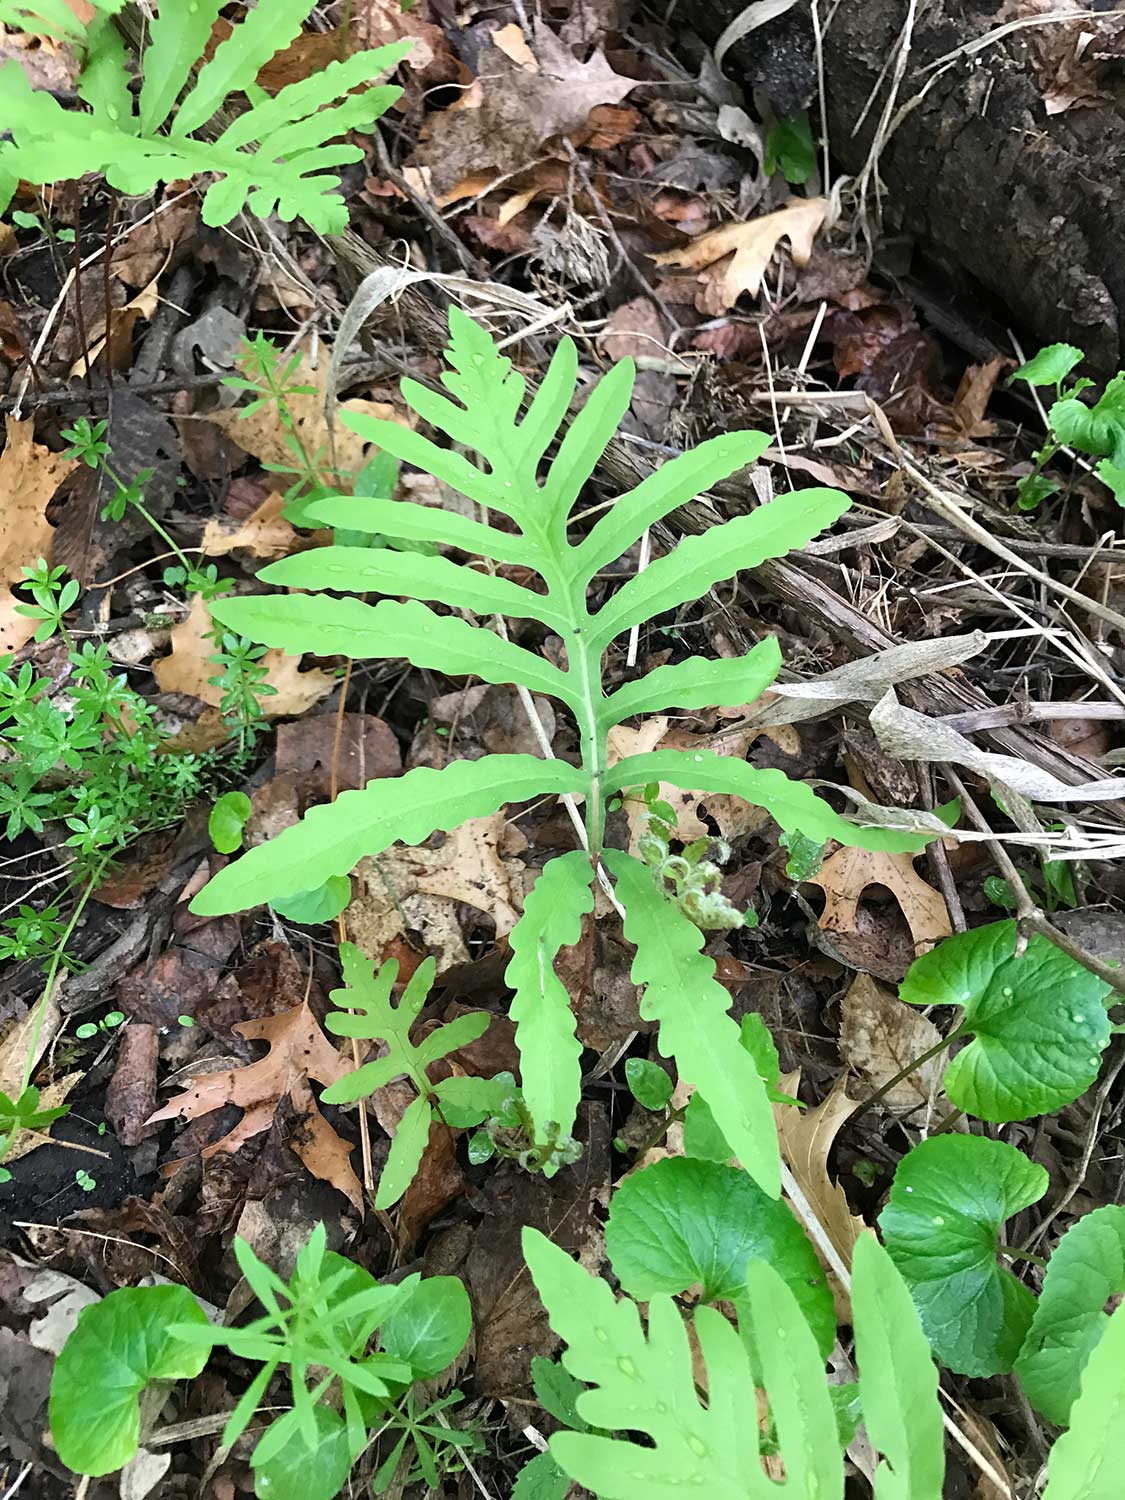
[688,0,1125,374]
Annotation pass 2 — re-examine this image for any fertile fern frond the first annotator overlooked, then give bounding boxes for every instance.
[0,1,410,230]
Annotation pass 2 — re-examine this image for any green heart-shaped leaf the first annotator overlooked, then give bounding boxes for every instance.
[605,1156,833,1356]
[1015,1205,1125,1425]
[900,921,1111,1121]
[49,1284,209,1475]
[879,1134,1047,1376]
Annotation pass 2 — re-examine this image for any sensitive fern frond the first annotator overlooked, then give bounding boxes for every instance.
[1042,1302,1125,1500]
[322,944,505,1209]
[196,309,932,1197]
[0,0,121,41]
[523,1227,844,1499]
[0,2,410,229]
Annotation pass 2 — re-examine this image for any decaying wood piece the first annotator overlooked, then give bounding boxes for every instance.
[684,0,1125,374]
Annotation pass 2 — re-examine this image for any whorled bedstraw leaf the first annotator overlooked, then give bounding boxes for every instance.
[49,1285,209,1476]
[190,756,585,916]
[604,1157,834,1356]
[878,1133,1047,1376]
[523,1226,843,1499]
[900,920,1112,1121]
[506,850,595,1158]
[1014,1205,1125,1426]
[851,1234,944,1500]
[604,850,780,1198]
[1042,1301,1125,1500]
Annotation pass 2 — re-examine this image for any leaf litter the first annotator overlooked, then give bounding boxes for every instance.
[1,3,1124,1496]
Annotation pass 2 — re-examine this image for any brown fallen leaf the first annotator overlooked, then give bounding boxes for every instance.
[348,813,528,973]
[199,490,299,561]
[147,1000,362,1210]
[412,23,637,196]
[206,341,408,477]
[650,199,829,315]
[276,711,401,796]
[601,296,669,363]
[775,1073,865,1297]
[807,844,952,957]
[0,417,78,652]
[154,593,335,717]
[70,266,163,379]
[838,972,945,1117]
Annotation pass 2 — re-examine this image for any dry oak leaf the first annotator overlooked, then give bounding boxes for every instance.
[838,971,945,1117]
[199,490,299,561]
[147,999,362,1210]
[807,843,951,956]
[206,342,408,477]
[413,22,637,196]
[651,198,829,315]
[154,593,334,717]
[775,1072,865,1292]
[0,417,78,652]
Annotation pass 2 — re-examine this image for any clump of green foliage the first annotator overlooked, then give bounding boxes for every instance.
[1011,343,1125,509]
[48,1222,473,1500]
[190,307,927,1199]
[0,1,410,231]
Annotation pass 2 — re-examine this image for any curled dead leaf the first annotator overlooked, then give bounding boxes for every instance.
[775,1072,865,1302]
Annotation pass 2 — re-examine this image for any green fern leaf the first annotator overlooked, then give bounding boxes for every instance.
[0,1,410,231]
[601,637,781,726]
[138,0,225,136]
[0,0,121,41]
[208,594,577,707]
[321,947,491,1210]
[1042,1302,1125,1500]
[190,756,584,917]
[851,1234,944,1500]
[302,492,537,567]
[603,749,927,853]
[173,0,311,137]
[259,546,569,631]
[590,490,851,649]
[523,1226,844,1498]
[506,851,595,1157]
[604,850,779,1198]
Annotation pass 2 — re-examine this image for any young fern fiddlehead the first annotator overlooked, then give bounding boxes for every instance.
[191,309,928,1196]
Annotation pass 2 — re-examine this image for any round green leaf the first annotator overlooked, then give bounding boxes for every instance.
[1015,1205,1125,1426]
[49,1284,209,1475]
[379,1273,471,1379]
[1012,344,1085,387]
[879,1134,1047,1377]
[252,1406,352,1500]
[624,1058,673,1111]
[900,921,1111,1121]
[270,875,351,925]
[605,1156,833,1355]
[209,790,252,855]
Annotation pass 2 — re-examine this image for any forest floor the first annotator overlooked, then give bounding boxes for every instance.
[2,3,1125,1499]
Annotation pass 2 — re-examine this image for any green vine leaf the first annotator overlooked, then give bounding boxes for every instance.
[506,850,595,1160]
[900,921,1112,1121]
[604,1157,834,1356]
[851,1234,945,1500]
[1015,1205,1125,1426]
[1042,1301,1125,1500]
[604,850,780,1198]
[879,1134,1047,1376]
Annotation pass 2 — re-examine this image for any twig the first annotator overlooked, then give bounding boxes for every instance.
[943,768,1125,1000]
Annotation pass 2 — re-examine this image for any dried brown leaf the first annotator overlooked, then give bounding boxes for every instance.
[199,491,299,560]
[807,844,951,956]
[650,199,829,314]
[838,972,945,1116]
[0,417,77,652]
[775,1073,865,1283]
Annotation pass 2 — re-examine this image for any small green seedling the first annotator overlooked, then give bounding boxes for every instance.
[1011,343,1125,508]
[764,112,816,185]
[74,1168,96,1191]
[75,1010,125,1041]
